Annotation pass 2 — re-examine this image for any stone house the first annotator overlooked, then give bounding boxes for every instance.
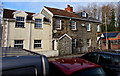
[1,9,58,57]
[41,5,101,55]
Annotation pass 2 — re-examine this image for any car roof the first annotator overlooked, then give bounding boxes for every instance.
[2,56,42,70]
[89,51,120,56]
[49,57,100,75]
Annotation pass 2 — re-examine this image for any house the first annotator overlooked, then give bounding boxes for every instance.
[1,9,58,57]
[97,31,120,50]
[41,5,101,55]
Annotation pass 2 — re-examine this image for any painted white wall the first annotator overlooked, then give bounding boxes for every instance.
[2,12,52,53]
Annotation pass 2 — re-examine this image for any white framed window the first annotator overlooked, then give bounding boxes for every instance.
[71,21,76,30]
[34,40,42,48]
[86,23,91,31]
[14,40,23,48]
[82,12,86,17]
[87,39,91,47]
[35,19,42,28]
[72,39,77,47]
[97,25,100,32]
[56,19,62,29]
[15,17,25,28]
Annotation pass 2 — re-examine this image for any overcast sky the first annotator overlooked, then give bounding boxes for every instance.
[1,0,119,13]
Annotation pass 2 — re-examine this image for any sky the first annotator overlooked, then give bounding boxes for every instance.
[1,0,119,13]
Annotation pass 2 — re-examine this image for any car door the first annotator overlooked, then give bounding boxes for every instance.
[111,55,120,75]
[97,54,113,76]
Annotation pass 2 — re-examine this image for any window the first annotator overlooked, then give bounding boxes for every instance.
[87,39,91,47]
[97,25,100,32]
[98,54,112,64]
[56,19,62,29]
[15,17,25,28]
[72,39,77,47]
[35,19,42,28]
[71,21,76,30]
[86,23,91,31]
[71,68,105,76]
[14,40,23,48]
[82,12,87,17]
[86,53,98,62]
[3,67,36,76]
[34,40,42,48]
[113,56,120,66]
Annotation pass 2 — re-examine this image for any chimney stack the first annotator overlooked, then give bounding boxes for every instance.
[65,5,73,12]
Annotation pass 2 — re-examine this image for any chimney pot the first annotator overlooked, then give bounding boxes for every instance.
[65,5,73,12]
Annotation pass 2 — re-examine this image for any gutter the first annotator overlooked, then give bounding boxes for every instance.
[54,15,101,23]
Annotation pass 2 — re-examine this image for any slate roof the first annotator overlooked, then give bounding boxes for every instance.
[103,32,119,38]
[3,8,50,22]
[44,6,80,18]
[98,32,120,39]
[44,6,100,23]
[3,9,35,20]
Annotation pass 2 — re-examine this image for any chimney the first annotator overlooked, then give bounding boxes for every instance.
[65,5,73,12]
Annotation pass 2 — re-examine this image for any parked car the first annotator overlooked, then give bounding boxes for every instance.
[109,50,120,54]
[1,47,49,76]
[1,56,49,76]
[49,57,106,76]
[80,51,120,76]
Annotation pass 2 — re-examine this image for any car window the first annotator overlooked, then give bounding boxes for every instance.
[2,66,37,76]
[98,54,112,65]
[70,68,106,76]
[85,53,97,62]
[112,56,120,66]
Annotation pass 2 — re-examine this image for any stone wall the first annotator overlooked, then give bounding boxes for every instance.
[53,17,98,53]
[58,35,72,55]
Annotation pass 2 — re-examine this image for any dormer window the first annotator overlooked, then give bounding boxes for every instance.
[82,12,87,17]
[15,17,25,28]
[71,21,76,30]
[56,19,62,30]
[35,19,42,28]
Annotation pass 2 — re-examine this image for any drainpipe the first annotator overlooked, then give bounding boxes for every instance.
[29,21,32,51]
[6,19,10,47]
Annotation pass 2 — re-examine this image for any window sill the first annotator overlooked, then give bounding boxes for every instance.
[15,27,25,28]
[34,47,42,49]
[71,29,77,31]
[87,30,91,32]
[34,27,43,29]
[56,28,62,30]
[97,31,100,33]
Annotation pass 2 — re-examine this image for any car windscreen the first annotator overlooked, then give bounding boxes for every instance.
[70,68,106,76]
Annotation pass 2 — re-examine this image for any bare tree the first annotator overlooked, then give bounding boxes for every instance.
[75,2,102,20]
[116,1,120,31]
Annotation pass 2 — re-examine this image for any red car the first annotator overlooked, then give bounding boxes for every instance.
[49,57,106,76]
